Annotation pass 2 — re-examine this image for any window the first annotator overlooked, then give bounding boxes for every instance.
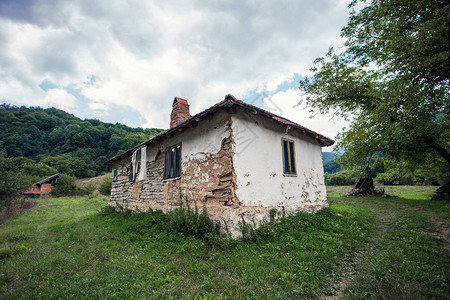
[164,145,181,179]
[113,169,118,182]
[282,139,296,175]
[129,163,134,182]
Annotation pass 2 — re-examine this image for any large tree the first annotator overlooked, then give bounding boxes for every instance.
[300,0,449,178]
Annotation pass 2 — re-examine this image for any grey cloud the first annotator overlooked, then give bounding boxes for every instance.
[0,0,350,128]
[0,0,71,27]
[75,0,165,58]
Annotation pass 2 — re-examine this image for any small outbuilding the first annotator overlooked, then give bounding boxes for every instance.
[23,173,60,198]
[105,95,334,237]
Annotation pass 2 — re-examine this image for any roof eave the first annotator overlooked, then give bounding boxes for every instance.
[104,98,334,165]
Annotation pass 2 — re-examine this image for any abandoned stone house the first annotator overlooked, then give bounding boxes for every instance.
[105,94,334,237]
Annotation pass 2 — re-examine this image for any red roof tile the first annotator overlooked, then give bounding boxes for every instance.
[24,187,41,195]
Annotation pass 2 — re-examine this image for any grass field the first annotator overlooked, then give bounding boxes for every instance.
[0,186,448,299]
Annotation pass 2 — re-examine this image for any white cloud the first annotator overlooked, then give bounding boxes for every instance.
[87,101,108,111]
[0,0,351,130]
[43,88,77,111]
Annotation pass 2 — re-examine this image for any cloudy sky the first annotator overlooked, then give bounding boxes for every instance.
[0,0,351,148]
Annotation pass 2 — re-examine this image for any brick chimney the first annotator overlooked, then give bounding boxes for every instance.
[170,97,191,128]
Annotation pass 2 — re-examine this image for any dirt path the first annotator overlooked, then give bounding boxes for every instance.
[319,199,449,299]
[318,200,398,300]
[427,217,450,251]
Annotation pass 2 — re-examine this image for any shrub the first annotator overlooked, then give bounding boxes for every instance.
[81,182,96,196]
[166,197,219,240]
[0,152,34,207]
[98,176,112,195]
[325,171,357,186]
[52,174,78,196]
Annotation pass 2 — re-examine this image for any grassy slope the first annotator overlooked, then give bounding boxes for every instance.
[0,186,449,299]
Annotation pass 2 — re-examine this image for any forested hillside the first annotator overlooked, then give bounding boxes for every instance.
[0,103,162,178]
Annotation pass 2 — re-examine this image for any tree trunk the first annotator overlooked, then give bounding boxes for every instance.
[431,182,450,201]
[346,167,384,197]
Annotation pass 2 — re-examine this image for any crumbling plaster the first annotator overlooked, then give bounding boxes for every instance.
[110,110,236,211]
[231,110,328,209]
[109,108,328,238]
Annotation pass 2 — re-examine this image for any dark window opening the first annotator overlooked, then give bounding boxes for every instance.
[136,162,141,177]
[164,145,181,179]
[129,163,134,182]
[113,169,118,182]
[282,139,296,174]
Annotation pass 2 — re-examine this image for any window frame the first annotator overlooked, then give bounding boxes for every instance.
[113,169,118,182]
[282,138,297,176]
[164,144,182,180]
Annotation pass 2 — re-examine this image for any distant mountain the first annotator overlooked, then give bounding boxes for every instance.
[322,152,336,164]
[322,151,343,174]
[0,103,162,178]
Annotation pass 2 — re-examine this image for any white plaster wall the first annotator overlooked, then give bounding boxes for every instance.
[112,111,230,187]
[145,110,231,168]
[231,111,327,207]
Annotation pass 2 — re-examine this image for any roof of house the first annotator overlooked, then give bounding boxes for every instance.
[23,186,41,195]
[34,173,60,186]
[105,95,334,165]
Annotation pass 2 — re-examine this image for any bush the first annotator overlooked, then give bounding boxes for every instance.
[98,176,112,196]
[52,174,78,196]
[0,152,34,207]
[81,182,96,196]
[167,197,219,241]
[325,171,357,186]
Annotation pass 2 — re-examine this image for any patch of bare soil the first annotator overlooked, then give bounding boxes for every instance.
[77,174,109,192]
[425,217,450,251]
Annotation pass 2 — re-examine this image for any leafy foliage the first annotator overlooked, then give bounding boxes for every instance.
[300,0,449,175]
[166,197,220,241]
[326,171,358,186]
[81,182,96,196]
[98,176,112,196]
[0,104,162,178]
[324,160,343,174]
[52,174,78,196]
[0,152,35,206]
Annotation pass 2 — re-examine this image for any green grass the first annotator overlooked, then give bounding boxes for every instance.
[328,186,449,300]
[326,185,437,199]
[0,186,449,299]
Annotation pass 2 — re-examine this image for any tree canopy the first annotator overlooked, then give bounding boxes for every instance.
[299,0,449,179]
[0,104,162,178]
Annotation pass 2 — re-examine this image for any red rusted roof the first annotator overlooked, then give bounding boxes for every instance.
[33,173,60,186]
[24,187,41,195]
[105,94,334,165]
